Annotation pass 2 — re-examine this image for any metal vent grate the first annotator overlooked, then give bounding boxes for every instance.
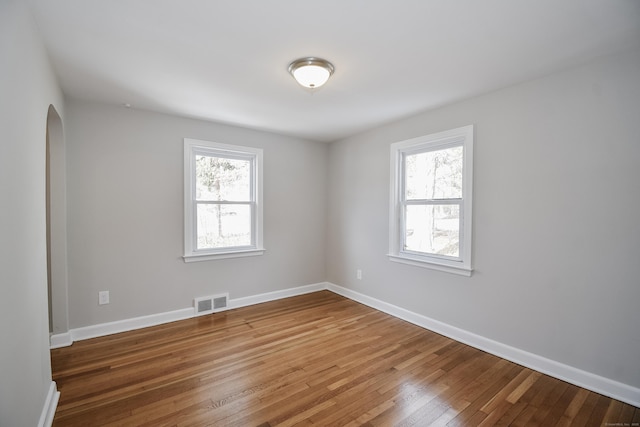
[213,296,227,310]
[194,293,229,316]
[197,298,212,313]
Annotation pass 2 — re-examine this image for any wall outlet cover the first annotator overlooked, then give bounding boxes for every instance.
[98,291,109,305]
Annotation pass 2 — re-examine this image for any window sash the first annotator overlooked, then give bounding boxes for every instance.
[400,143,464,260]
[401,142,463,202]
[193,200,256,252]
[192,151,255,203]
[191,151,256,252]
[400,200,464,262]
[184,138,264,262]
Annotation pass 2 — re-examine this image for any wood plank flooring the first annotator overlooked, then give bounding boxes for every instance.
[51,291,639,426]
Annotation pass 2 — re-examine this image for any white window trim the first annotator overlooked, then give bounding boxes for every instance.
[183,138,264,263]
[388,125,474,276]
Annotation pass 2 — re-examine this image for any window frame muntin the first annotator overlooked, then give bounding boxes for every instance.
[184,138,264,262]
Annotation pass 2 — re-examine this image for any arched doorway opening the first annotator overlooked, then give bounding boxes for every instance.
[46,105,69,340]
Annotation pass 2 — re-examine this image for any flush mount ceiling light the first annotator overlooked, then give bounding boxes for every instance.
[288,57,335,89]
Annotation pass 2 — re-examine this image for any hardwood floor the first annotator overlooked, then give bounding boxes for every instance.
[51,291,639,426]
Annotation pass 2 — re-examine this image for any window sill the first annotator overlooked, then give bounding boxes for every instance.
[388,254,473,277]
[183,248,265,263]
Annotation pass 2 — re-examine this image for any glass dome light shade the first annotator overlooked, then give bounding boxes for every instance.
[288,58,334,89]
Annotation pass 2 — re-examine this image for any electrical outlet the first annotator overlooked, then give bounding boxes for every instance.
[357,269,362,280]
[98,291,110,305]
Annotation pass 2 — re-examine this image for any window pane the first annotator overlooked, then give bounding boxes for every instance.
[196,204,252,249]
[405,146,463,200]
[195,155,251,201]
[405,204,460,257]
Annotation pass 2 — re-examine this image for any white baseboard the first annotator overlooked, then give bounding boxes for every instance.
[72,307,195,342]
[38,381,59,427]
[49,282,328,349]
[48,281,639,407]
[50,308,194,347]
[229,282,326,309]
[49,332,73,349]
[326,282,640,408]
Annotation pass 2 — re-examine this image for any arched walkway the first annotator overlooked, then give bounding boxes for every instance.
[46,105,69,338]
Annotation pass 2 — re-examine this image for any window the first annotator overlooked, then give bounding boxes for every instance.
[184,138,264,262]
[389,125,473,276]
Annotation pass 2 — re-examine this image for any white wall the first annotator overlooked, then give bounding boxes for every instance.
[0,1,65,426]
[65,102,328,328]
[327,48,640,390]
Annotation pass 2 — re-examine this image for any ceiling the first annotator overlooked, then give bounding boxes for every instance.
[28,0,640,142]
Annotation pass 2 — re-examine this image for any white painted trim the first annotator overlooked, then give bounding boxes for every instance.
[38,381,59,427]
[388,254,473,276]
[49,332,73,349]
[50,308,195,347]
[71,307,195,342]
[47,281,639,407]
[49,282,328,348]
[389,125,474,275]
[183,138,264,261]
[183,248,265,263]
[326,282,640,407]
[229,282,327,309]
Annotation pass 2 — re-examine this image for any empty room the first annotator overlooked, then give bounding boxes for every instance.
[1,0,639,426]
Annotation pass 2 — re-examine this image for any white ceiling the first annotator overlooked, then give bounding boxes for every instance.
[29,0,640,142]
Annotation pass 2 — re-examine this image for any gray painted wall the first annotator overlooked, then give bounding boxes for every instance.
[327,47,640,388]
[0,1,66,425]
[65,102,328,328]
